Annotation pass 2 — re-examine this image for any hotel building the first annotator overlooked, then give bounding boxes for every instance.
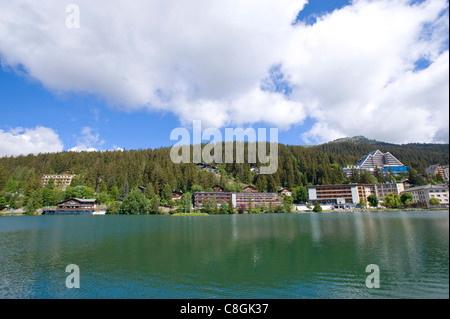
[306,184,376,208]
[193,192,281,209]
[41,174,74,190]
[343,150,409,177]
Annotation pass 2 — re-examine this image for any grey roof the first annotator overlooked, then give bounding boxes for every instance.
[402,184,448,193]
[75,198,96,203]
[425,164,442,175]
[57,198,96,205]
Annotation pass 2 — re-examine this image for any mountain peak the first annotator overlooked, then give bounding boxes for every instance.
[328,136,392,145]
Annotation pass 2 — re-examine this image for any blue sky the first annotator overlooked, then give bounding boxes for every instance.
[0,0,448,157]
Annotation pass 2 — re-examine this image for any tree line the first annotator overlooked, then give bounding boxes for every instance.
[0,141,447,214]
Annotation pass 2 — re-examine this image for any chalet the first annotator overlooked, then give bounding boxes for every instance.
[212,185,224,192]
[278,187,292,196]
[172,191,183,201]
[43,198,97,215]
[243,185,258,193]
[196,163,218,173]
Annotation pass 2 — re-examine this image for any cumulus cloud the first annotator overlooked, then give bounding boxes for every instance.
[0,126,64,157]
[69,126,105,152]
[0,0,448,144]
[286,0,449,144]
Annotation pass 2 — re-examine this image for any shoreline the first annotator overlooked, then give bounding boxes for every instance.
[1,207,448,217]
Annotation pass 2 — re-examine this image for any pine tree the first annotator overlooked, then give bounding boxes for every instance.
[247,197,253,214]
[312,201,322,212]
[110,186,119,201]
[162,184,173,202]
[118,183,129,201]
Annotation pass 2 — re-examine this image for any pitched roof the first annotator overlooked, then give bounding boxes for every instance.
[425,164,442,175]
[57,198,96,205]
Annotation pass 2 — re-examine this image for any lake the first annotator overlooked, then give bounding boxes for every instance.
[0,211,448,299]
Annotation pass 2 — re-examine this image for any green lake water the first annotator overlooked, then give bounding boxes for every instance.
[0,211,448,299]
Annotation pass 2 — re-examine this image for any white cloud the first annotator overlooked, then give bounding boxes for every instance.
[112,145,124,152]
[0,126,64,157]
[0,0,448,144]
[286,0,449,144]
[69,126,104,152]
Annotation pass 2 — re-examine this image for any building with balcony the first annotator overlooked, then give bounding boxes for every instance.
[375,182,405,202]
[43,198,97,214]
[193,191,281,209]
[41,174,74,191]
[235,192,281,208]
[306,184,376,209]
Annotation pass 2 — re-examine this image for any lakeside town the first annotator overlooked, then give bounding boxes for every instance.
[1,149,448,216]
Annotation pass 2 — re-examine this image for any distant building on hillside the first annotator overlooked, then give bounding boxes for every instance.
[172,191,183,201]
[212,185,224,192]
[278,187,292,196]
[196,163,218,173]
[243,185,258,193]
[41,174,74,191]
[343,150,409,177]
[425,164,448,181]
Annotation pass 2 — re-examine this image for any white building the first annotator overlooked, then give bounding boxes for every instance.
[41,174,74,190]
[401,184,449,207]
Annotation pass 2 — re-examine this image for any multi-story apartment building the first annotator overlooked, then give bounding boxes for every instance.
[401,184,449,207]
[193,192,233,208]
[375,182,405,202]
[41,174,74,190]
[306,184,376,208]
[234,192,281,208]
[193,192,281,209]
[425,164,448,181]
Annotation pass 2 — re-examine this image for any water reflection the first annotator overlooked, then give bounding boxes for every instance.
[0,211,448,298]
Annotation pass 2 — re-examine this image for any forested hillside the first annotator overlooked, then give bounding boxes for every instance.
[0,140,447,197]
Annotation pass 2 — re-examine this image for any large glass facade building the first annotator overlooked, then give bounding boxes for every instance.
[343,150,409,177]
